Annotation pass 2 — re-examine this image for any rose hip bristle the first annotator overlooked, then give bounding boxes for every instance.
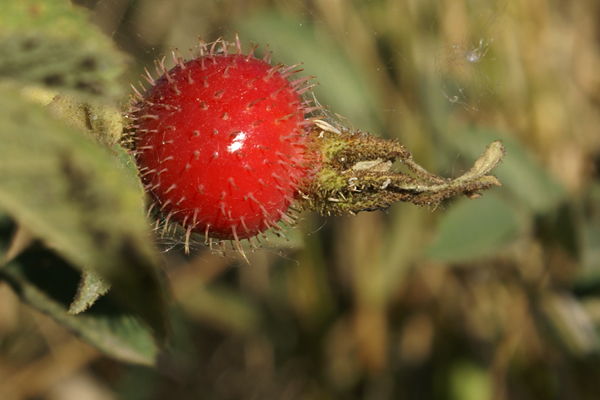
[234,31,242,54]
[265,64,285,80]
[246,42,259,60]
[129,81,143,100]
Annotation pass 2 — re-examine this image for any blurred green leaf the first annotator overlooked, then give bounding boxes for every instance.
[449,360,491,400]
[237,12,383,133]
[426,193,521,262]
[179,285,261,334]
[0,0,129,101]
[1,247,159,366]
[0,90,168,343]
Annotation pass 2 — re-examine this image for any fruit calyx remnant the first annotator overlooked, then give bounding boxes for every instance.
[300,120,505,215]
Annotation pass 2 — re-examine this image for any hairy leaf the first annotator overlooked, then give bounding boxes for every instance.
[69,268,111,315]
[0,90,168,343]
[0,0,129,101]
[1,247,159,366]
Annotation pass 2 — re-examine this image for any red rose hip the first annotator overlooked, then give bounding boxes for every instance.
[130,37,506,259]
[131,39,316,252]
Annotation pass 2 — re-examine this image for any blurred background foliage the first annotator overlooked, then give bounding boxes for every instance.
[1,0,600,399]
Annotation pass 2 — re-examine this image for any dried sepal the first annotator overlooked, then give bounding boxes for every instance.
[299,121,505,215]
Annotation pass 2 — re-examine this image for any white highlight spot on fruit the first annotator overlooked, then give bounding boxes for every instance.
[227,131,247,153]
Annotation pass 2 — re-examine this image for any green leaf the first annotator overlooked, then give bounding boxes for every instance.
[0,0,129,101]
[69,268,111,315]
[426,193,522,263]
[178,285,261,334]
[237,12,383,133]
[449,360,492,400]
[47,94,125,148]
[1,247,159,366]
[0,90,168,343]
